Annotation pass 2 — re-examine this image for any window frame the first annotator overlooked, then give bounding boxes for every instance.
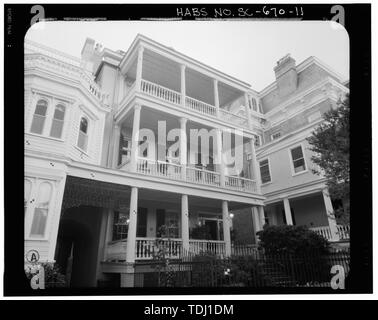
[30,98,49,136]
[259,157,272,185]
[271,131,282,141]
[77,115,90,153]
[288,143,308,176]
[24,178,56,241]
[28,96,69,141]
[49,103,67,139]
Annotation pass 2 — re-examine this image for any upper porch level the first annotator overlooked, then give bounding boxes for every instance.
[88,35,265,134]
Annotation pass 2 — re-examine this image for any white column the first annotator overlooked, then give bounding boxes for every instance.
[180,117,187,180]
[249,137,261,193]
[180,64,186,107]
[214,79,220,117]
[244,93,253,130]
[252,207,262,233]
[322,189,340,241]
[222,200,232,257]
[126,187,138,264]
[130,104,141,172]
[283,197,293,225]
[135,46,144,91]
[258,206,265,228]
[181,194,190,252]
[216,128,225,187]
[112,125,121,168]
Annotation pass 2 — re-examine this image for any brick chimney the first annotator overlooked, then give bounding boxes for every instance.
[80,38,102,73]
[274,54,298,97]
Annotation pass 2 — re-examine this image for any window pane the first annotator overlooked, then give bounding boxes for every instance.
[291,146,303,161]
[78,131,88,151]
[80,117,88,134]
[259,161,271,184]
[30,115,46,134]
[35,100,48,116]
[30,208,48,237]
[293,158,306,173]
[53,104,65,120]
[50,119,64,138]
[112,210,129,241]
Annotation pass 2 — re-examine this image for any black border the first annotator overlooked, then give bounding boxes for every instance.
[3,3,372,296]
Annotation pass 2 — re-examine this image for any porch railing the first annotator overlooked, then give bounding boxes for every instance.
[336,224,350,240]
[185,96,217,116]
[141,79,181,105]
[225,175,257,193]
[137,79,253,130]
[136,158,182,180]
[186,167,221,187]
[189,239,226,256]
[310,224,350,241]
[136,237,183,260]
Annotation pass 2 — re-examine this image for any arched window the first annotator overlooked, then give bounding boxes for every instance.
[77,117,89,151]
[24,179,32,216]
[30,182,52,237]
[50,104,66,138]
[30,99,48,134]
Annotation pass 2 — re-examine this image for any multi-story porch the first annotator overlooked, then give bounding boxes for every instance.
[55,168,265,287]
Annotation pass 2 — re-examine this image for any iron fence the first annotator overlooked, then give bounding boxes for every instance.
[135,248,350,288]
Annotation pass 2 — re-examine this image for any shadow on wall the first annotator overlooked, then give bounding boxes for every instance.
[55,206,103,288]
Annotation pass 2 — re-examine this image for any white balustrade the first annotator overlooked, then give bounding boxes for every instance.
[141,79,181,105]
[136,158,182,180]
[225,175,257,193]
[189,239,226,256]
[336,224,350,240]
[310,226,333,241]
[186,167,221,186]
[185,96,217,116]
[79,71,110,105]
[136,238,182,260]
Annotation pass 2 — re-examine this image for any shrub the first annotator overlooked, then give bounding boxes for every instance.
[257,225,331,284]
[25,262,66,288]
[257,225,329,255]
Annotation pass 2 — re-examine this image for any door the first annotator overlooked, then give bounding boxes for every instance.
[136,207,148,237]
[204,220,218,240]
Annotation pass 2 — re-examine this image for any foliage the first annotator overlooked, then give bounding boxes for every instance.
[257,225,331,284]
[257,225,329,255]
[190,253,273,287]
[24,262,66,288]
[151,225,175,287]
[306,96,350,220]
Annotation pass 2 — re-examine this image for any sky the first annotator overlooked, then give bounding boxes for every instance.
[25,20,349,91]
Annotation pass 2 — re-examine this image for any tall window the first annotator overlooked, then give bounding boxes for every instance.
[50,104,66,138]
[30,100,48,134]
[30,182,52,237]
[112,210,129,241]
[290,145,307,173]
[77,117,89,151]
[259,159,272,184]
[24,179,32,216]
